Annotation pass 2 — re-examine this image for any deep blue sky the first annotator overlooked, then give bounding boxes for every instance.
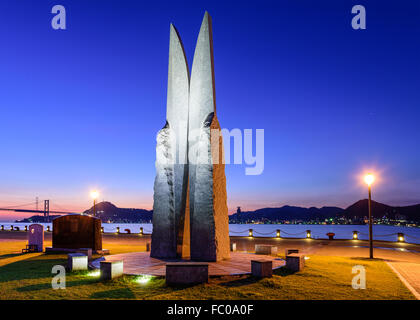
[1,0,419,217]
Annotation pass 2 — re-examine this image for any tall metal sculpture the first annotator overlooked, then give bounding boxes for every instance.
[151,12,230,262]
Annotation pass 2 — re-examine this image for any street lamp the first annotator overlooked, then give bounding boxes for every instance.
[364,174,375,259]
[90,190,99,217]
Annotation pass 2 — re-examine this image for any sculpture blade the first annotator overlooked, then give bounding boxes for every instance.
[188,12,230,261]
[151,24,190,259]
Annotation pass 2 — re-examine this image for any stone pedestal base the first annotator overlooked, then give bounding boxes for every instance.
[166,263,209,286]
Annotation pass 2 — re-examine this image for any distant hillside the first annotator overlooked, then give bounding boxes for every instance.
[84,201,153,223]
[229,206,344,223]
[229,200,420,223]
[344,199,420,221]
[16,200,420,224]
[16,215,62,223]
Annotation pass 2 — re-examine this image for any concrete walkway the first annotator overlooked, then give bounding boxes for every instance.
[386,262,420,299]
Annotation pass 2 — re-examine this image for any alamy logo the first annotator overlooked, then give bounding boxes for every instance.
[157,127,264,175]
[351,5,366,30]
[51,265,66,289]
[352,265,366,289]
[51,5,66,30]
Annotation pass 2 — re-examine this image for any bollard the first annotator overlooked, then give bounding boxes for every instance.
[249,229,253,237]
[11,225,14,231]
[352,231,358,240]
[101,227,104,233]
[326,232,335,240]
[46,226,50,232]
[146,243,151,252]
[139,227,143,235]
[306,230,311,238]
[25,225,28,232]
[398,233,405,242]
[116,227,120,234]
[1,225,3,231]
[276,229,281,238]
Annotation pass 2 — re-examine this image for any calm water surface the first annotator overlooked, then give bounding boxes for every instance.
[1,222,419,244]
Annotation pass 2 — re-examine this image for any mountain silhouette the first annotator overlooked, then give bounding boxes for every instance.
[229,200,420,223]
[84,201,152,223]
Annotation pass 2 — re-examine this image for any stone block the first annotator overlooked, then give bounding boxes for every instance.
[230,242,236,252]
[285,248,299,256]
[100,260,124,280]
[166,263,208,286]
[255,244,278,255]
[286,253,305,272]
[251,260,273,278]
[67,253,88,271]
[76,248,92,261]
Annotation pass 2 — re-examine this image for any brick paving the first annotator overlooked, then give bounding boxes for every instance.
[92,251,285,276]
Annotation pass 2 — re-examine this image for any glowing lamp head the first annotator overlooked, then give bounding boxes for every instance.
[90,190,99,199]
[364,174,375,186]
[398,233,404,242]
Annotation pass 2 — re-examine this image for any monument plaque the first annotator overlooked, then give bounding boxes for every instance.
[28,224,44,252]
[53,215,102,251]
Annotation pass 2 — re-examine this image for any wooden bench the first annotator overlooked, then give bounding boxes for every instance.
[251,260,273,278]
[166,263,208,286]
[21,244,38,253]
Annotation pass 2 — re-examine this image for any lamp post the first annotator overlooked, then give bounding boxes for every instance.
[90,190,99,217]
[364,174,375,259]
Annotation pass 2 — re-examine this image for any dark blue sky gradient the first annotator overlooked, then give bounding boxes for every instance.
[1,0,419,216]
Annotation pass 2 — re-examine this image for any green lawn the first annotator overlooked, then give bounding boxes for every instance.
[0,240,414,300]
